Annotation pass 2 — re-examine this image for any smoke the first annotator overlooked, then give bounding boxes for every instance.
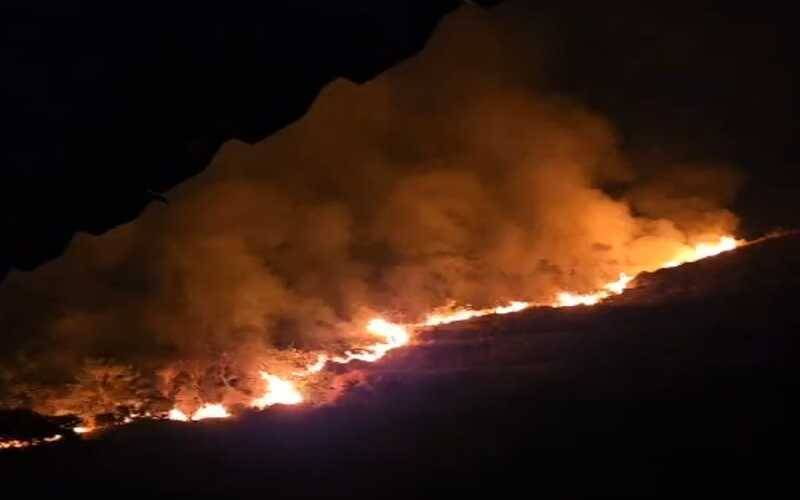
[0,6,740,415]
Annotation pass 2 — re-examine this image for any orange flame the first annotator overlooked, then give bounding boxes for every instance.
[0,434,62,450]
[190,403,231,421]
[663,235,741,268]
[420,300,531,327]
[167,408,190,422]
[251,372,304,409]
[166,404,231,422]
[13,234,741,444]
[554,273,634,307]
[329,318,411,364]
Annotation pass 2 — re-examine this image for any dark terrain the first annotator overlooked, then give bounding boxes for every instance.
[2,233,797,496]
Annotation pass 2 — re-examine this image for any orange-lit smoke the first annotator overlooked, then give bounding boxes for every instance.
[0,6,746,432]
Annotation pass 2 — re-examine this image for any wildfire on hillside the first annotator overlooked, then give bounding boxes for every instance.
[0,234,744,450]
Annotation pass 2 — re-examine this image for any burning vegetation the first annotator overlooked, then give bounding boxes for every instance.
[1,235,743,448]
[0,7,750,447]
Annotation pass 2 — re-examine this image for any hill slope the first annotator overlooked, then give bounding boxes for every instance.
[2,233,798,496]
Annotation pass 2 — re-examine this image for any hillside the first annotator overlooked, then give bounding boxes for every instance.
[2,233,797,496]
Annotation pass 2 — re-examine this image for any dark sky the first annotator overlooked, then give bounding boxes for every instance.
[501,2,797,234]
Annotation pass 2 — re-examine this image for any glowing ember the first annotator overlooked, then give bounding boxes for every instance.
[73,426,93,434]
[190,403,231,421]
[0,434,62,450]
[252,372,304,409]
[0,439,27,450]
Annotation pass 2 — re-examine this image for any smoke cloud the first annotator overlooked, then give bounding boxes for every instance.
[0,7,740,416]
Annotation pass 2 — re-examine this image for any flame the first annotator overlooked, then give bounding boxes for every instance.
[554,272,634,307]
[663,236,741,268]
[167,404,231,422]
[554,236,742,307]
[328,318,410,364]
[421,300,531,327]
[252,372,304,409]
[190,403,231,421]
[0,434,62,450]
[7,234,742,442]
[167,408,190,422]
[306,354,329,373]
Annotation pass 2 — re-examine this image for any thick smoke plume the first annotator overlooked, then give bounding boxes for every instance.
[0,7,740,418]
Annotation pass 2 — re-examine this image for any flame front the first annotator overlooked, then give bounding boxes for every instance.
[3,235,743,449]
[663,236,740,268]
[554,273,634,307]
[330,318,411,364]
[0,434,62,450]
[421,300,531,327]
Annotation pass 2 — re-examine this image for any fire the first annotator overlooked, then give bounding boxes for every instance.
[190,403,231,421]
[554,273,634,307]
[329,318,411,364]
[554,236,742,307]
[421,300,531,327]
[166,404,231,422]
[0,434,63,450]
[167,408,190,422]
[3,233,743,445]
[251,372,304,409]
[663,235,741,268]
[306,354,329,374]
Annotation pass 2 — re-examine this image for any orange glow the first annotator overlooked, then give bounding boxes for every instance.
[663,236,741,268]
[0,439,29,450]
[330,318,411,364]
[190,403,231,421]
[11,233,741,439]
[1,433,63,451]
[306,354,329,373]
[166,404,231,422]
[554,272,634,307]
[421,300,531,327]
[252,372,304,409]
[167,408,190,422]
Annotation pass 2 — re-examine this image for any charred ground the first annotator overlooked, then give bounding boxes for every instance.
[2,233,796,497]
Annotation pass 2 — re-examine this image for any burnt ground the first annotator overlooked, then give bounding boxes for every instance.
[2,233,798,497]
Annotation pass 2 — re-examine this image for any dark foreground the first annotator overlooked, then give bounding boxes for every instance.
[2,234,798,497]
